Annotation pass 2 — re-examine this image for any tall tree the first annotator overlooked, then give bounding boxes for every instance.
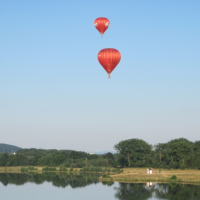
[114,139,152,167]
[154,143,167,163]
[166,138,194,168]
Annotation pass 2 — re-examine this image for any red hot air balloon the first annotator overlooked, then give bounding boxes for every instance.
[98,48,121,78]
[94,17,110,37]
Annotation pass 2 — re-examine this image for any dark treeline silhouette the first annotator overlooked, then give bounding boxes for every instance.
[0,138,200,169]
[0,144,21,153]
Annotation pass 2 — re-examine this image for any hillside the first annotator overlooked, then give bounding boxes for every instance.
[0,143,21,153]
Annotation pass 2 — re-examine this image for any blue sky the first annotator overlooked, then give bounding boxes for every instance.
[0,0,200,151]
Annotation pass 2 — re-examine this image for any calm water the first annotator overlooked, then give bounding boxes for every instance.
[0,173,200,200]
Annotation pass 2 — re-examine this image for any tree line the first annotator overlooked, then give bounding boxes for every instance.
[114,138,200,169]
[0,138,200,169]
[0,149,115,168]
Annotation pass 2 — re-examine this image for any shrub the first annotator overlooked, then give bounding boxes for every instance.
[21,167,28,172]
[170,175,177,181]
[102,173,110,178]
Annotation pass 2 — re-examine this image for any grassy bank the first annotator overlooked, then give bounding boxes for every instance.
[2,167,200,185]
[0,166,47,173]
[99,168,200,185]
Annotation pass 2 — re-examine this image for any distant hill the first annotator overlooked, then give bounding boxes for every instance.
[0,143,21,153]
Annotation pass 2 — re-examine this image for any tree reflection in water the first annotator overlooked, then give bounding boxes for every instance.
[0,173,100,188]
[114,182,200,200]
[154,183,200,200]
[1,173,200,200]
[115,183,153,200]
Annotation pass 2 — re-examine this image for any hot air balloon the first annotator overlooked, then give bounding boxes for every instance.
[98,48,121,78]
[94,17,110,37]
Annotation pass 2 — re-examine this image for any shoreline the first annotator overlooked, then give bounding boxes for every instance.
[1,167,200,185]
[99,167,200,185]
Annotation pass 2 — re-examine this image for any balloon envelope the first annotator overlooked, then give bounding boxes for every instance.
[98,48,121,77]
[94,17,110,36]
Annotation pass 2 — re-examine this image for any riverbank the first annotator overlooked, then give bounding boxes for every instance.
[99,168,200,185]
[1,167,200,185]
[0,166,57,173]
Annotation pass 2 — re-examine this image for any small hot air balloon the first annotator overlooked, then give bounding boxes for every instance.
[98,48,121,78]
[94,17,110,37]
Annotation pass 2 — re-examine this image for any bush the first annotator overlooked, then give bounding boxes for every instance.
[21,167,28,173]
[102,173,110,178]
[170,175,177,181]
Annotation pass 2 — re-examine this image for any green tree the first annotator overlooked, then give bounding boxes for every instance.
[0,153,8,166]
[154,143,167,163]
[114,139,152,167]
[166,138,194,168]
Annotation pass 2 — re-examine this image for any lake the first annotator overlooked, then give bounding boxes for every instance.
[0,173,200,200]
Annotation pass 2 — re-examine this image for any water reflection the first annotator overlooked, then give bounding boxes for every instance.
[115,183,153,200]
[1,173,200,200]
[114,182,200,200]
[0,173,100,188]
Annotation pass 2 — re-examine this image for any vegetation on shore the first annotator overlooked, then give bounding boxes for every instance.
[0,138,200,171]
[1,166,200,184]
[99,168,200,185]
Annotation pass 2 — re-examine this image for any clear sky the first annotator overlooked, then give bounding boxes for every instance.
[0,0,200,152]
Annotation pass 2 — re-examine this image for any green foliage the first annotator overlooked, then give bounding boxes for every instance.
[28,166,38,170]
[169,161,176,169]
[69,167,74,172]
[102,173,110,178]
[1,138,200,169]
[180,164,186,169]
[42,167,57,172]
[166,138,194,168]
[21,167,28,173]
[114,139,152,167]
[170,175,177,181]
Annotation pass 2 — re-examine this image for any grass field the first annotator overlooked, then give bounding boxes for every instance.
[100,168,200,185]
[0,166,55,173]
